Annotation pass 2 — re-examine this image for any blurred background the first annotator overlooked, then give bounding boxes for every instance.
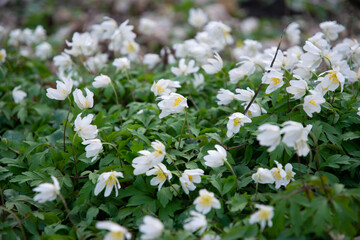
[0,0,359,52]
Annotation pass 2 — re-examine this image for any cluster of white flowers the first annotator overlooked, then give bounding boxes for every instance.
[257,121,312,156]
[19,6,360,239]
[8,25,52,59]
[252,160,295,189]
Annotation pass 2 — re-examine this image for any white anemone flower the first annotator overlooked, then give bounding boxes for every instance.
[113,57,130,72]
[271,161,287,189]
[82,139,103,162]
[261,69,284,94]
[256,124,281,152]
[94,171,123,197]
[96,221,131,240]
[202,52,223,74]
[74,113,98,140]
[216,89,235,106]
[284,163,296,186]
[151,79,181,96]
[65,32,98,57]
[303,91,326,117]
[146,163,172,191]
[203,145,227,168]
[93,74,111,88]
[286,78,308,99]
[226,112,252,138]
[138,18,157,35]
[132,150,156,175]
[140,215,164,240]
[320,67,345,92]
[157,93,188,119]
[12,86,27,103]
[73,88,94,110]
[171,58,199,76]
[33,176,60,203]
[46,76,73,100]
[249,204,274,231]
[252,168,275,184]
[320,21,345,41]
[0,49,6,64]
[281,121,312,148]
[143,53,161,69]
[286,22,301,45]
[180,169,204,194]
[188,8,208,28]
[193,189,221,214]
[183,211,207,235]
[234,87,255,102]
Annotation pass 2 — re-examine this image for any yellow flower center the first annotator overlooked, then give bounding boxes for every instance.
[0,52,3,61]
[110,231,124,240]
[328,71,339,84]
[258,209,272,220]
[233,117,241,127]
[286,171,293,180]
[187,174,193,182]
[62,89,66,94]
[154,150,162,157]
[199,194,213,206]
[105,173,117,187]
[173,96,185,107]
[155,84,165,94]
[156,169,166,181]
[309,99,316,105]
[273,168,282,180]
[126,42,136,53]
[271,77,281,85]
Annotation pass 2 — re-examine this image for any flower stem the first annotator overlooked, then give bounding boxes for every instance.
[185,108,193,144]
[288,104,303,120]
[72,133,79,179]
[166,153,181,176]
[110,82,120,107]
[102,142,123,168]
[254,182,259,202]
[0,206,27,240]
[63,97,72,152]
[0,66,10,100]
[177,111,187,149]
[58,194,85,240]
[224,160,239,190]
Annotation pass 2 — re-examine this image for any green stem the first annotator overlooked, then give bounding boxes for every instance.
[63,97,72,152]
[58,194,85,240]
[185,108,193,144]
[221,69,228,89]
[254,182,258,202]
[288,104,303,120]
[110,82,119,107]
[309,132,329,198]
[72,133,79,179]
[177,111,187,149]
[0,66,10,100]
[0,206,27,240]
[166,153,181,176]
[102,142,123,168]
[224,160,239,190]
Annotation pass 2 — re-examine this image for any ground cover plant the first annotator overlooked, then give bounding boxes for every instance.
[1,2,360,239]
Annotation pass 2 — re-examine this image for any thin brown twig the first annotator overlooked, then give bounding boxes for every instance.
[243,26,287,115]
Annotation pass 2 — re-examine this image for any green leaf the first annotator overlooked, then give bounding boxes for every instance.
[128,128,151,146]
[157,187,173,208]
